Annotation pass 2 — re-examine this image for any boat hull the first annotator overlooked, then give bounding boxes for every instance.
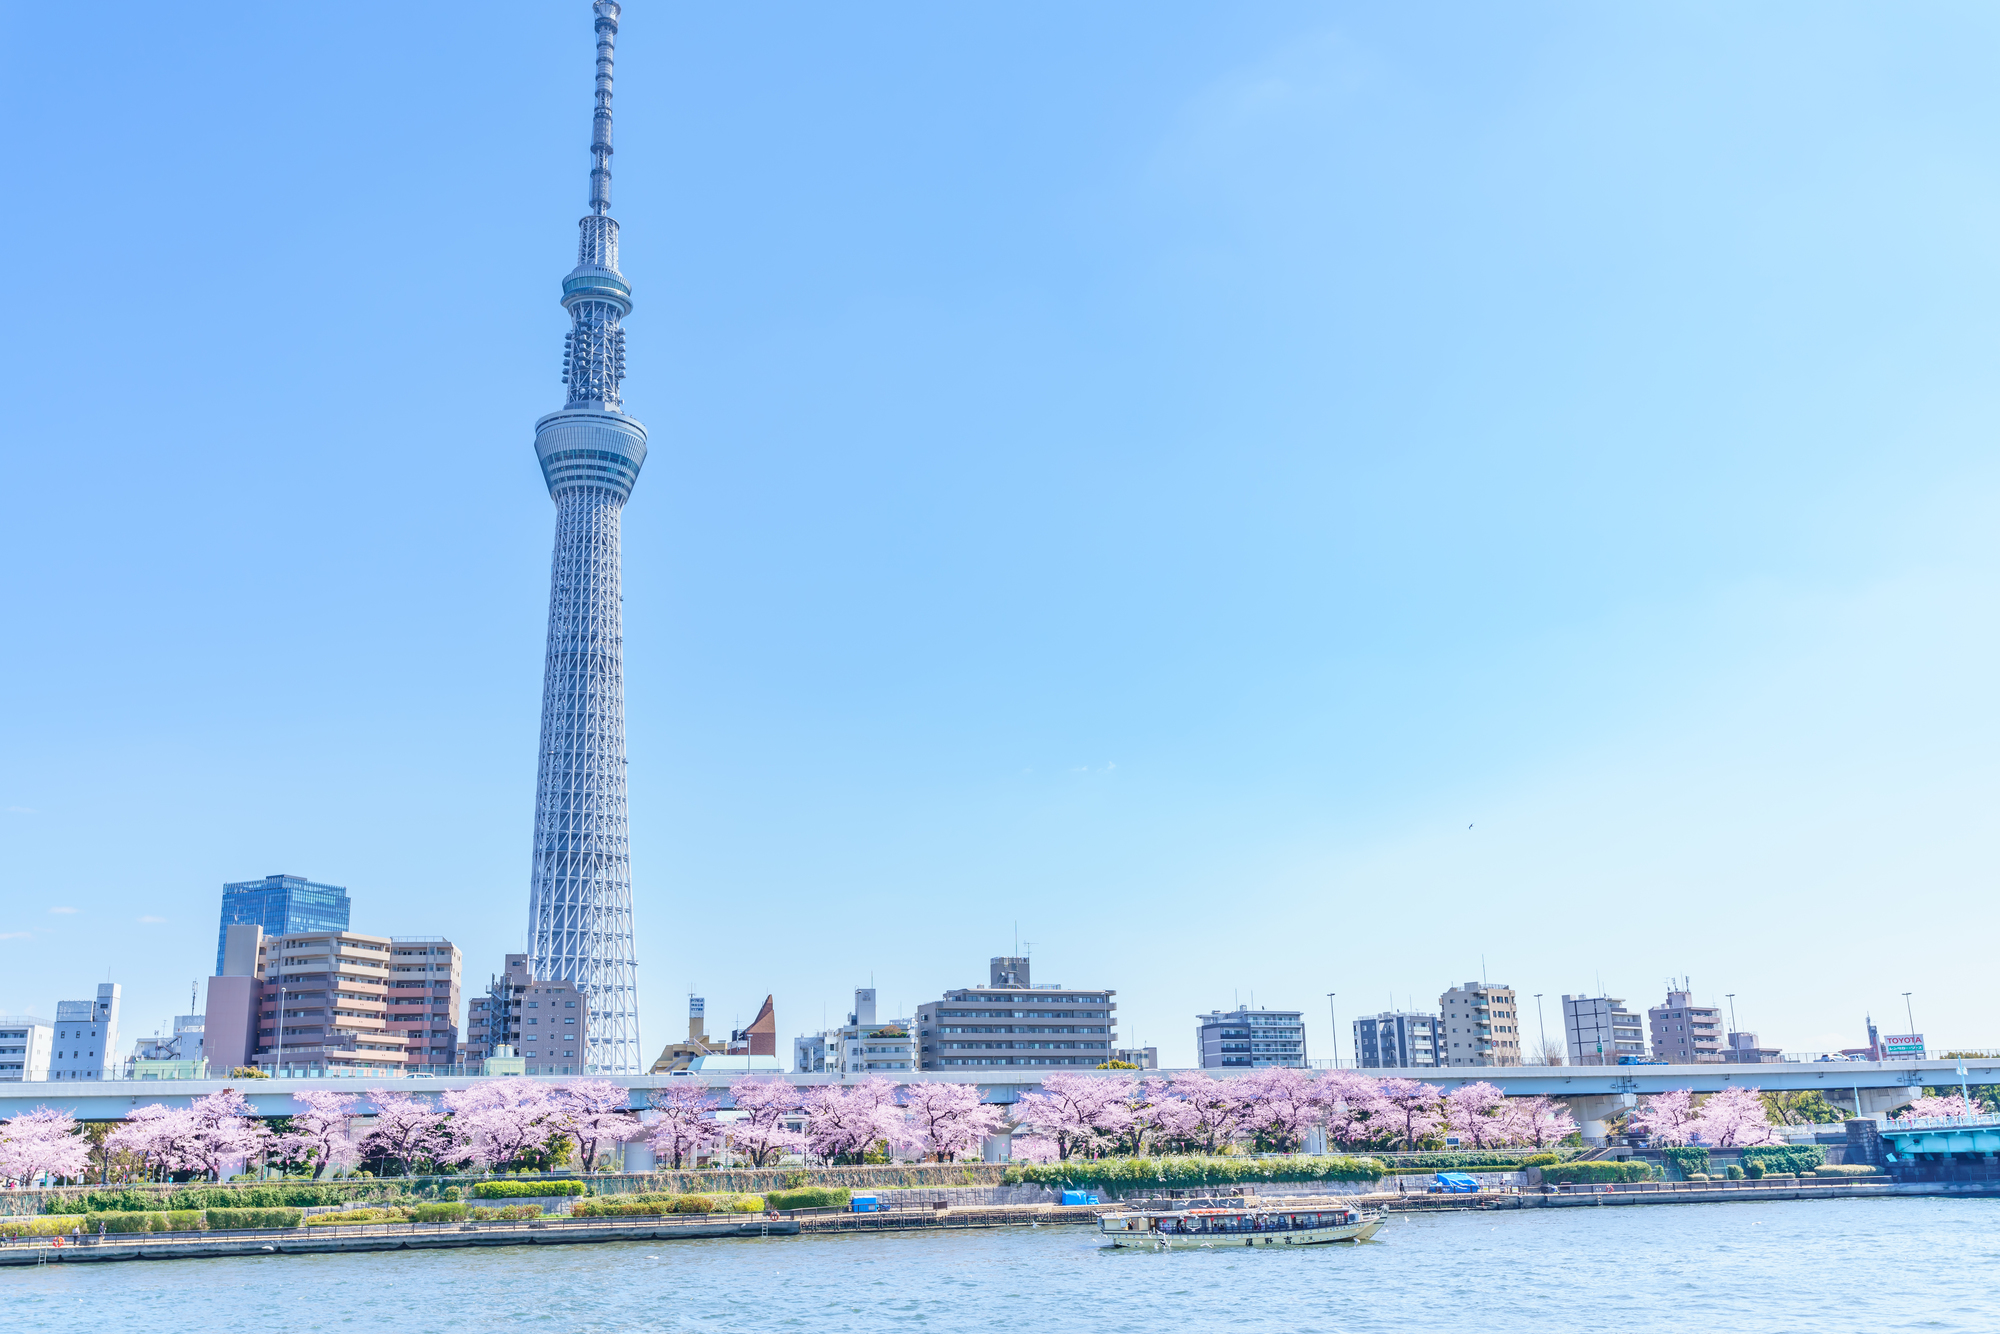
[1103,1218,1384,1248]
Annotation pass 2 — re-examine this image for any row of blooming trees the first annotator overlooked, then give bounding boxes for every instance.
[9,1069,1879,1184]
[1002,1070,1584,1161]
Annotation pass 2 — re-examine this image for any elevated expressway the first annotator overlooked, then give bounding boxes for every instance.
[3,1059,1984,1139]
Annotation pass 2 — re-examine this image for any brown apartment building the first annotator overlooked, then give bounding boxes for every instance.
[462,954,589,1076]
[1649,987,1724,1062]
[1440,982,1523,1067]
[254,930,409,1077]
[387,937,462,1072]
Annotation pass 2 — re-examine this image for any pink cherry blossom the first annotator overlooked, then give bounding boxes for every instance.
[1627,1088,1700,1146]
[801,1077,901,1163]
[1444,1082,1509,1148]
[1009,1134,1060,1164]
[902,1081,1004,1162]
[1154,1071,1251,1155]
[1368,1078,1446,1149]
[646,1082,724,1169]
[441,1078,562,1172]
[1899,1094,1976,1120]
[1694,1085,1781,1148]
[555,1079,642,1172]
[107,1090,269,1181]
[1505,1095,1578,1148]
[1013,1072,1135,1161]
[724,1077,805,1167]
[0,1107,91,1185]
[277,1089,359,1179]
[1239,1066,1319,1153]
[361,1090,451,1175]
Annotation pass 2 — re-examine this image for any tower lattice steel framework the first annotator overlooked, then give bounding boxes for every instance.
[527,0,645,1074]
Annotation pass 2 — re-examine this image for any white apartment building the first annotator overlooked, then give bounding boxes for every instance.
[796,988,917,1074]
[1439,982,1521,1067]
[49,984,121,1081]
[0,1017,53,1081]
[1563,994,1647,1066]
[1196,1007,1307,1069]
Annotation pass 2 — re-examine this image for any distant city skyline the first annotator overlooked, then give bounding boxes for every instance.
[7,5,2000,1068]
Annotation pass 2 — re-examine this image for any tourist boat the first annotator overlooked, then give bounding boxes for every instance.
[1096,1196,1386,1249]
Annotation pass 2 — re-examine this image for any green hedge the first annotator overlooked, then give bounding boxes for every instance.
[1738,1146,1826,1174]
[1539,1162,1654,1184]
[571,1192,763,1218]
[408,1203,468,1222]
[473,1180,585,1199]
[1,1217,86,1238]
[1660,1147,1709,1180]
[471,1204,544,1221]
[1002,1155,1390,1190]
[206,1208,304,1230]
[46,1183,392,1215]
[765,1187,852,1211]
[1380,1151,1574,1171]
[1812,1165,1882,1177]
[305,1209,405,1227]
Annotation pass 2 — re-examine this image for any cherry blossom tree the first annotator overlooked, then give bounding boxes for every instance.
[555,1079,642,1172]
[1157,1071,1251,1155]
[646,1082,723,1169]
[1369,1079,1446,1150]
[801,1077,901,1164]
[1316,1071,1391,1148]
[1444,1083,1511,1148]
[1899,1094,1976,1121]
[723,1077,805,1167]
[1504,1096,1579,1148]
[1695,1086,1781,1148]
[1138,1078,1207,1154]
[1627,1089,1700,1146]
[276,1089,359,1179]
[1240,1067,1320,1153]
[1012,1072,1134,1160]
[1010,1135,1060,1164]
[361,1090,451,1176]
[108,1090,270,1181]
[902,1082,1004,1162]
[0,1107,91,1184]
[442,1079,565,1172]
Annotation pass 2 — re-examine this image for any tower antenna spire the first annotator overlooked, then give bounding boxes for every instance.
[589,1,618,217]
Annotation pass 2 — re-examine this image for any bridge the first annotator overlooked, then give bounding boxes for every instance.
[1880,1111,2000,1159]
[3,1057,1986,1134]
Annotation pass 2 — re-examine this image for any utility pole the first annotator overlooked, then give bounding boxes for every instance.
[1903,993,1918,1054]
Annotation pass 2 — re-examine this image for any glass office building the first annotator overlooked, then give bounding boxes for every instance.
[214,874,352,974]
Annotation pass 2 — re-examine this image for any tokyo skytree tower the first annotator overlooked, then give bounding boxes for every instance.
[527,0,645,1074]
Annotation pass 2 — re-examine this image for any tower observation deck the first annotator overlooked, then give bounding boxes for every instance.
[526,0,645,1074]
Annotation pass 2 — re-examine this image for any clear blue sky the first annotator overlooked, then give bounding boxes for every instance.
[4,3,1997,1066]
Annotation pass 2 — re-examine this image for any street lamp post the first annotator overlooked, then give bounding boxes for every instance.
[1533,994,1547,1065]
[1326,993,1338,1070]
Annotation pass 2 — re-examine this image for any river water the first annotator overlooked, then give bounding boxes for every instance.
[3,1196,1993,1332]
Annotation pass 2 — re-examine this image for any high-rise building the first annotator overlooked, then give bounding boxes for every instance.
[463,955,590,1077]
[524,0,647,1076]
[254,930,407,1077]
[387,937,463,1072]
[1562,994,1647,1066]
[1648,986,1724,1063]
[215,874,351,974]
[0,1017,53,1081]
[1196,1007,1308,1069]
[916,958,1117,1070]
[1111,1047,1160,1070]
[1439,982,1522,1067]
[1353,1012,1440,1068]
[49,984,120,1081]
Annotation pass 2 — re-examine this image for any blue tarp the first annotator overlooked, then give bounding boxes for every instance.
[1060,1190,1102,1206]
[1433,1172,1480,1192]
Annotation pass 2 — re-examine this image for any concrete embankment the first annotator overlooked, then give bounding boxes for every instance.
[0,1216,793,1267]
[1377,1179,2000,1211]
